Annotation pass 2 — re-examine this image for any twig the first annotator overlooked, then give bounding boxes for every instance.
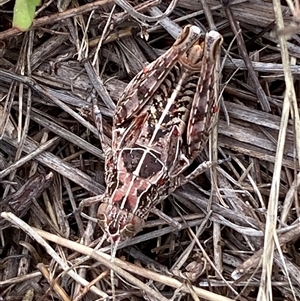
[114,0,178,23]
[10,218,239,301]
[257,0,298,299]
[222,0,271,112]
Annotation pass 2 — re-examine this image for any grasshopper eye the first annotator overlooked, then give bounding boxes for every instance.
[173,25,201,49]
[207,31,223,61]
[121,223,136,240]
[98,212,107,229]
[173,25,192,45]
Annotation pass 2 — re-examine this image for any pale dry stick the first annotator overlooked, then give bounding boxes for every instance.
[69,237,107,272]
[12,35,34,201]
[211,165,222,278]
[289,54,300,223]
[218,29,244,127]
[273,232,297,300]
[225,58,300,74]
[37,263,71,301]
[17,220,240,301]
[0,213,108,298]
[286,0,298,11]
[88,26,137,47]
[282,0,300,37]
[92,5,116,66]
[0,137,60,179]
[110,241,120,301]
[0,68,100,137]
[17,83,24,143]
[35,0,55,16]
[233,258,264,300]
[29,131,50,176]
[114,0,179,23]
[205,1,223,275]
[0,79,17,140]
[150,207,182,229]
[73,270,110,301]
[199,0,216,31]
[112,0,160,25]
[113,38,146,76]
[219,45,276,129]
[148,6,182,39]
[273,247,300,288]
[186,282,200,301]
[211,126,223,269]
[20,30,33,143]
[232,217,300,280]
[149,3,223,47]
[222,0,271,112]
[200,279,294,287]
[77,10,95,62]
[257,0,298,300]
[63,177,85,236]
[1,213,169,301]
[84,62,115,110]
[0,271,43,287]
[74,205,103,299]
[28,108,104,159]
[218,148,239,179]
[214,165,248,195]
[211,165,264,208]
[171,212,212,272]
[2,132,104,195]
[148,0,248,35]
[284,56,300,173]
[232,157,265,208]
[237,162,253,184]
[288,60,300,163]
[176,190,264,238]
[18,33,32,143]
[98,219,216,253]
[281,171,300,223]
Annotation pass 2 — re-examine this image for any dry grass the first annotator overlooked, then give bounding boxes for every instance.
[0,0,300,300]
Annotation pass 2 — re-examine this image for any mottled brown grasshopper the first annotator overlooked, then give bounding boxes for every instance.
[81,25,223,243]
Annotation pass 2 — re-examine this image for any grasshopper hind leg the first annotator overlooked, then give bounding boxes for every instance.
[177,157,229,187]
